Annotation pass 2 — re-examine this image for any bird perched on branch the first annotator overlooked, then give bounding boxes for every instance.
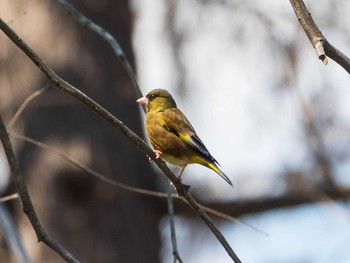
[137,89,232,186]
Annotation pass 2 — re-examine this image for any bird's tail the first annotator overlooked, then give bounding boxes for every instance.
[207,163,233,186]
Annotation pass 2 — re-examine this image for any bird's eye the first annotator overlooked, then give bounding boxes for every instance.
[149,94,158,100]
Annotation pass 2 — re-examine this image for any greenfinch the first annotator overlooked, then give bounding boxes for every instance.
[137,89,232,186]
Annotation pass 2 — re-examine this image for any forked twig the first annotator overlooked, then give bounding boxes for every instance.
[289,0,350,73]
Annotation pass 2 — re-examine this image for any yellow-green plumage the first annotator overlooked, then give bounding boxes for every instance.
[137,89,232,186]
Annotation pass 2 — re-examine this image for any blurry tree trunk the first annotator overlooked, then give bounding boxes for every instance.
[1,1,161,262]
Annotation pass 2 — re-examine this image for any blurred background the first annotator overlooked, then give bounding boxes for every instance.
[1,0,350,262]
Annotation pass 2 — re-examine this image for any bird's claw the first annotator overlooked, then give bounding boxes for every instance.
[147,149,163,162]
[154,149,162,159]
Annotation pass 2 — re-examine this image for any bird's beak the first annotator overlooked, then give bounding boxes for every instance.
[136,96,148,105]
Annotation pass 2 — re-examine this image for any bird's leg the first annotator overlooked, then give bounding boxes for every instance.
[177,166,187,181]
[170,166,191,193]
[148,149,163,162]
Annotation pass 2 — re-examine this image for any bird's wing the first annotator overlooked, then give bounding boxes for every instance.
[161,108,217,163]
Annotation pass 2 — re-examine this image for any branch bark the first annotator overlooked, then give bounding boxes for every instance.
[289,0,350,74]
[0,18,241,263]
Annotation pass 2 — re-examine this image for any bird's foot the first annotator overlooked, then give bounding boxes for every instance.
[148,149,163,162]
[154,149,162,159]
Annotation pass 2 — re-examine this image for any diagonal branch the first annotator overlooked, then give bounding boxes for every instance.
[289,0,350,74]
[0,115,79,263]
[0,19,241,262]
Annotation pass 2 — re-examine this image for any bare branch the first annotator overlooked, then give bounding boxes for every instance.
[289,0,328,64]
[202,206,268,237]
[10,132,171,199]
[324,41,350,74]
[0,19,241,262]
[56,0,143,99]
[289,0,350,73]
[0,115,79,263]
[166,180,183,263]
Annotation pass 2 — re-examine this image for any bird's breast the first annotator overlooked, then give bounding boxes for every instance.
[146,112,192,167]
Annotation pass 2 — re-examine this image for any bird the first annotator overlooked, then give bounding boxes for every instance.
[136,89,232,186]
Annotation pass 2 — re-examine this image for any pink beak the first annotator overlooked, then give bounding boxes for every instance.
[136,96,149,105]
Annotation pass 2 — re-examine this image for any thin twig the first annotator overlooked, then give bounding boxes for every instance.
[10,132,171,199]
[289,0,350,73]
[7,85,48,130]
[202,206,268,237]
[0,193,19,203]
[12,131,264,235]
[179,193,241,262]
[0,115,79,263]
[56,0,142,99]
[0,18,241,262]
[324,41,350,74]
[166,180,183,263]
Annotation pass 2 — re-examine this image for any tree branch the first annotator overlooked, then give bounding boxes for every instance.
[0,19,241,262]
[0,115,79,263]
[289,0,350,74]
[56,0,142,99]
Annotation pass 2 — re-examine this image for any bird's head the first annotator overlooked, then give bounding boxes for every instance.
[137,89,177,112]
